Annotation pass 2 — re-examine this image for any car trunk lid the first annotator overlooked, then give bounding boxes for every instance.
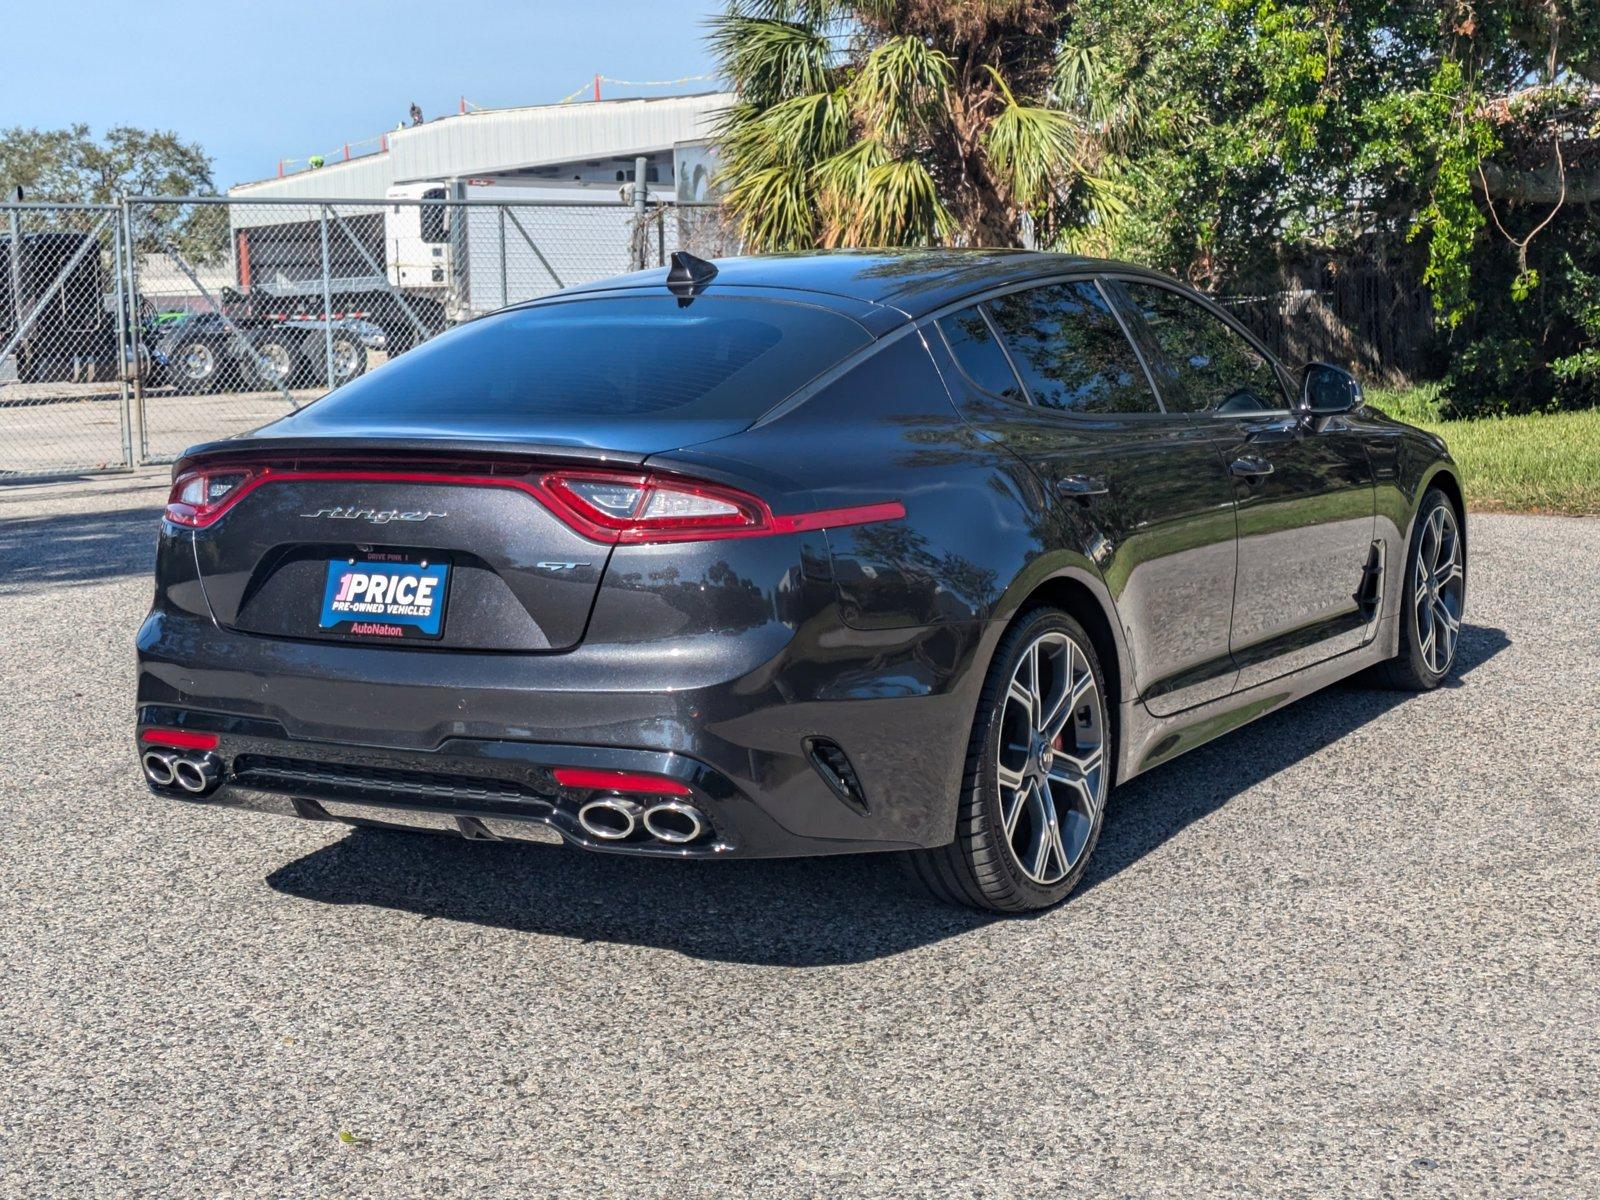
[185,450,628,653]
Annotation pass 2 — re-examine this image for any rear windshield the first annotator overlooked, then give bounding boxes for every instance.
[305,295,872,424]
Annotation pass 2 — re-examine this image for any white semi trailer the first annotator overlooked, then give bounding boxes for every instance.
[228,172,661,357]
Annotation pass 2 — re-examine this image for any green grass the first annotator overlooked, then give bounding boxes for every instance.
[1367,385,1600,517]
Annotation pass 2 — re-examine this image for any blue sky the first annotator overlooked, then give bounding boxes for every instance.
[2,0,720,188]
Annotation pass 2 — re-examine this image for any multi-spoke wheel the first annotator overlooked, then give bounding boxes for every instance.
[907,607,1111,912]
[995,631,1106,886]
[1381,487,1466,690]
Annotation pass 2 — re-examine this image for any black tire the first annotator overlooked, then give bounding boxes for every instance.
[1377,487,1466,691]
[906,607,1112,913]
[249,332,306,390]
[169,338,224,394]
[326,330,367,385]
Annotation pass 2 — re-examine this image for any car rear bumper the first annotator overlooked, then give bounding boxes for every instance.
[136,605,990,859]
[135,705,815,857]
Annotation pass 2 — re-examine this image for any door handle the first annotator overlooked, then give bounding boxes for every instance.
[1228,456,1274,479]
[1055,474,1109,500]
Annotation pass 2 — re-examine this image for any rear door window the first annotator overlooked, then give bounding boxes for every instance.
[1112,280,1288,414]
[305,295,872,424]
[985,282,1160,415]
[937,306,1025,403]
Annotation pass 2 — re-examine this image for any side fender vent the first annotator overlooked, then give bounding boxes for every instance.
[805,737,869,815]
[1354,539,1385,621]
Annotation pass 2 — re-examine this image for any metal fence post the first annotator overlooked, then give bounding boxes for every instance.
[110,212,135,468]
[121,197,148,462]
[498,205,509,309]
[633,156,647,271]
[318,205,335,389]
[7,205,24,357]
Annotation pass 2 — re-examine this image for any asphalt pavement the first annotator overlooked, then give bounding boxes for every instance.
[1,474,1595,1198]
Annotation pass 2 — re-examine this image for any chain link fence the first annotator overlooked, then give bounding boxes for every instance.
[1,194,735,480]
[1,202,135,477]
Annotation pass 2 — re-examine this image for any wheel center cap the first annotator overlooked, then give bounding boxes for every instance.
[1034,740,1054,775]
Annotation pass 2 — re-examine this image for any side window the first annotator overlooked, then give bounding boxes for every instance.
[937,306,1024,403]
[985,282,1159,415]
[1115,281,1288,414]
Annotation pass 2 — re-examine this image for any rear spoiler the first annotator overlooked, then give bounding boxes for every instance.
[172,435,652,478]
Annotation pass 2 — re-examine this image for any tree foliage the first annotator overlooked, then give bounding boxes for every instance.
[709,0,1600,414]
[0,123,225,259]
[708,0,1151,248]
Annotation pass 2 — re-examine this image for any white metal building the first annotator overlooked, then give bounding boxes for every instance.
[230,92,732,204]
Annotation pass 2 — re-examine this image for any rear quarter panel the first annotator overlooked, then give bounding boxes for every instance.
[648,329,1053,847]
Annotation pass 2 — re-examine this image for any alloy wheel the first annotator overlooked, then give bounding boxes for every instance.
[260,343,293,381]
[331,337,361,380]
[1413,504,1464,675]
[996,631,1107,886]
[178,343,215,381]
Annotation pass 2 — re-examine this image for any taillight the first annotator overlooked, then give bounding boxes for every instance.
[539,470,905,544]
[165,466,258,528]
[541,471,769,543]
[157,461,904,542]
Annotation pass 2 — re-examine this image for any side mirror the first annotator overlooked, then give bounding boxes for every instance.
[1299,362,1363,417]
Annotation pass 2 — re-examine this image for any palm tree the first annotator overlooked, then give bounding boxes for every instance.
[706,0,1145,251]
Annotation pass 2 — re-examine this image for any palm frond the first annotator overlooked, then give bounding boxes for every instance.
[848,156,953,246]
[852,35,955,145]
[983,65,1091,211]
[811,137,891,244]
[706,15,836,107]
[761,89,852,160]
[721,0,846,25]
[1053,44,1155,155]
[721,164,818,251]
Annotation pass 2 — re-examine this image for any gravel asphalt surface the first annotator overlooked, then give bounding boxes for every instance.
[1,473,1596,1199]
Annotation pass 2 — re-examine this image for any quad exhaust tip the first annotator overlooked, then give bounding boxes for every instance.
[142,750,176,787]
[142,750,221,796]
[576,796,709,844]
[577,797,643,841]
[641,801,706,844]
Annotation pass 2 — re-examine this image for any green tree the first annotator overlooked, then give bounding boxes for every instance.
[0,123,225,260]
[706,0,1156,249]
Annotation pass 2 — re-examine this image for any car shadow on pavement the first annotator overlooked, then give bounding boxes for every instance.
[1079,621,1510,897]
[266,623,1508,967]
[0,505,160,592]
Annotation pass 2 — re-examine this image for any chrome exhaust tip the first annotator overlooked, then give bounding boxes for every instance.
[142,750,176,787]
[577,797,642,841]
[172,754,220,796]
[642,801,707,844]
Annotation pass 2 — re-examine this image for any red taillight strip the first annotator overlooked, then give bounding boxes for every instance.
[166,465,906,544]
[551,767,692,796]
[140,728,221,750]
[771,501,907,534]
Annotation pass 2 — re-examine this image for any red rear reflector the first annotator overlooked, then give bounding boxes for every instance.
[140,729,221,750]
[552,767,691,796]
